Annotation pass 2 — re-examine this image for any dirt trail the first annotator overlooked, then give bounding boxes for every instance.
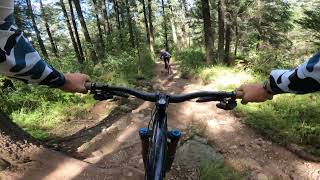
[70,61,320,179]
[158,63,320,180]
[1,61,320,180]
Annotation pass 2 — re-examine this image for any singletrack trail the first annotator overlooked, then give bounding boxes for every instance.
[1,61,319,180]
[151,62,320,179]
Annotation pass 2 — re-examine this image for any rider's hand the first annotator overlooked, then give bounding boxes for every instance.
[59,73,90,93]
[237,83,273,104]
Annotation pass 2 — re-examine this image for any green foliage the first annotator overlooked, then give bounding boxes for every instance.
[198,66,254,89]
[11,97,94,140]
[1,49,154,140]
[188,0,204,46]
[200,160,245,180]
[0,81,93,140]
[85,48,154,85]
[48,47,154,85]
[245,46,294,74]
[236,94,320,156]
[247,0,293,48]
[175,48,254,89]
[0,83,81,114]
[14,0,29,32]
[296,2,320,44]
[175,48,206,74]
[47,55,83,73]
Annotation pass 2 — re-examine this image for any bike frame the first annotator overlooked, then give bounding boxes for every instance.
[145,94,169,180]
[86,83,239,180]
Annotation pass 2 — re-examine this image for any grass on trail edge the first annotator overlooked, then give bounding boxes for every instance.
[200,160,246,180]
[175,51,320,157]
[2,50,155,140]
[11,95,96,140]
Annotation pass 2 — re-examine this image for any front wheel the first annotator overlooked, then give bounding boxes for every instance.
[145,114,168,180]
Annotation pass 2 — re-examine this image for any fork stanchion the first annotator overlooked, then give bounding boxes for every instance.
[166,129,181,172]
[139,128,150,169]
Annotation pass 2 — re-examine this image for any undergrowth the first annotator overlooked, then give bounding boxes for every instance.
[200,160,245,180]
[0,48,154,140]
[176,48,320,156]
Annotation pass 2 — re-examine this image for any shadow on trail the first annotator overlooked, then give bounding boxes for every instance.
[13,98,147,180]
[7,60,319,180]
[49,100,142,158]
[164,75,320,179]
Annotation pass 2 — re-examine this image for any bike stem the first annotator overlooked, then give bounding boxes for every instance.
[156,94,168,116]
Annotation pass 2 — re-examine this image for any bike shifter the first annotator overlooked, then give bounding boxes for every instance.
[216,99,237,110]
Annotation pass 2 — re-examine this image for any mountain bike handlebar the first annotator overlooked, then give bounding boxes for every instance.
[85,83,243,109]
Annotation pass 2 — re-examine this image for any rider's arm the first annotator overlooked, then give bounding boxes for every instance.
[160,52,164,59]
[238,51,320,104]
[267,51,320,94]
[0,0,65,88]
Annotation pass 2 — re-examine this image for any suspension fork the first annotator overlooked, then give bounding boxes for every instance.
[166,129,181,172]
[139,127,150,169]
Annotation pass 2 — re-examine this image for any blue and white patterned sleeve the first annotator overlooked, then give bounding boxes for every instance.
[0,0,65,88]
[269,52,320,94]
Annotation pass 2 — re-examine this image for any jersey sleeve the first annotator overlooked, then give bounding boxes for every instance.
[269,51,320,94]
[0,0,65,88]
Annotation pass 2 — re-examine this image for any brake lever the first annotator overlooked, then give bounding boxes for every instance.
[89,83,114,101]
[216,99,237,110]
[196,97,237,110]
[90,85,129,100]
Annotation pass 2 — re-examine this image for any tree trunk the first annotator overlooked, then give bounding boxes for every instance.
[113,0,122,39]
[201,0,214,64]
[0,111,38,165]
[168,0,178,47]
[102,0,111,34]
[256,0,262,50]
[147,0,155,50]
[179,0,190,47]
[60,0,83,64]
[120,5,126,29]
[161,0,169,51]
[224,22,232,64]
[234,18,239,57]
[73,0,98,64]
[218,0,225,63]
[68,0,85,62]
[26,0,48,60]
[210,0,217,51]
[125,0,134,48]
[141,0,151,50]
[92,0,105,53]
[39,0,58,57]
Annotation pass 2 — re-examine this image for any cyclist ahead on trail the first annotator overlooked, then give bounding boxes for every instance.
[0,0,89,93]
[160,49,171,70]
